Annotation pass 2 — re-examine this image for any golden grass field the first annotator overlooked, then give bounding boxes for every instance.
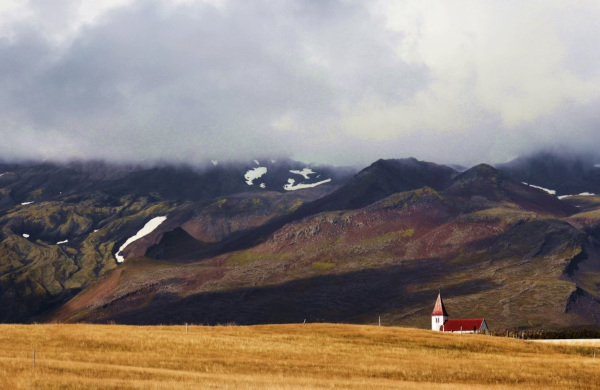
[1,323,599,389]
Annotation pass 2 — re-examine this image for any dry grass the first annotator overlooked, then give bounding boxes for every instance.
[1,323,599,389]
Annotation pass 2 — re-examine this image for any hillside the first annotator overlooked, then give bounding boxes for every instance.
[2,155,600,329]
[49,163,600,330]
[0,159,352,322]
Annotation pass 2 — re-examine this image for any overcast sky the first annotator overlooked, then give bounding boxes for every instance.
[1,0,599,167]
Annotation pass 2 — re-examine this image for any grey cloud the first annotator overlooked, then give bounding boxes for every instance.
[0,0,429,164]
[0,0,599,167]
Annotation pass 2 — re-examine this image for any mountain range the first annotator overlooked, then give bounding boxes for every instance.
[1,152,600,330]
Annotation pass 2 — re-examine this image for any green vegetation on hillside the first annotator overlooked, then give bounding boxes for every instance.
[0,195,176,322]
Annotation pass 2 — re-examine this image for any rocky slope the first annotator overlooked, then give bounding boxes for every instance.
[46,161,600,330]
[2,154,600,329]
[0,159,351,322]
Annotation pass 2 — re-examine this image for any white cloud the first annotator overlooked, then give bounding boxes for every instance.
[0,0,599,167]
[376,1,600,128]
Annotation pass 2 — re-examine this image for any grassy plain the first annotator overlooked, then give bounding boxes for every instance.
[1,323,599,389]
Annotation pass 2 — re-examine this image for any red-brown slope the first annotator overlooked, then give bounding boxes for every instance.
[48,181,593,330]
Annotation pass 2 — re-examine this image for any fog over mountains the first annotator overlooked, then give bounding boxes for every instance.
[1,1,600,166]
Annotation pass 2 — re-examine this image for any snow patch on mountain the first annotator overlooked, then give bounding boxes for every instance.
[253,160,260,166]
[523,183,556,195]
[21,201,34,205]
[290,168,316,180]
[22,234,29,238]
[211,160,218,166]
[56,239,69,245]
[244,167,267,185]
[284,178,332,191]
[115,216,167,263]
[558,192,596,199]
[522,180,599,199]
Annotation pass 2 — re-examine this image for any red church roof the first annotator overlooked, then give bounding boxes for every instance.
[441,318,486,332]
[431,292,449,316]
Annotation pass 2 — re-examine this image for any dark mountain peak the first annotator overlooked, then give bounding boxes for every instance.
[498,151,600,196]
[356,158,397,177]
[307,158,457,212]
[454,163,503,181]
[370,157,419,168]
[358,157,457,184]
[444,164,507,196]
[446,163,578,217]
[371,156,443,168]
[469,163,497,173]
[502,150,597,170]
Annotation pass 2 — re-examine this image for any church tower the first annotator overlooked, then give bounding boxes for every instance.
[431,291,449,331]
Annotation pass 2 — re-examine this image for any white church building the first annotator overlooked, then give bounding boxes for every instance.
[431,292,489,333]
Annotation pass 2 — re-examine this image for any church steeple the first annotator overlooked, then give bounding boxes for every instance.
[432,291,449,316]
[431,291,449,331]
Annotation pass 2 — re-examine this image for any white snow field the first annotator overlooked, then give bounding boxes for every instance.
[521,183,598,199]
[290,168,316,180]
[244,167,267,185]
[115,216,167,263]
[523,183,556,195]
[558,192,596,199]
[22,234,30,238]
[284,178,332,191]
[21,201,34,205]
[56,239,69,245]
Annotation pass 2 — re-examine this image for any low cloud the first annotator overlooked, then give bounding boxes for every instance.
[0,0,599,167]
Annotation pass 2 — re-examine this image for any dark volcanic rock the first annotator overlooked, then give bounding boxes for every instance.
[296,158,458,213]
[498,151,600,196]
[3,155,600,330]
[446,164,578,217]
